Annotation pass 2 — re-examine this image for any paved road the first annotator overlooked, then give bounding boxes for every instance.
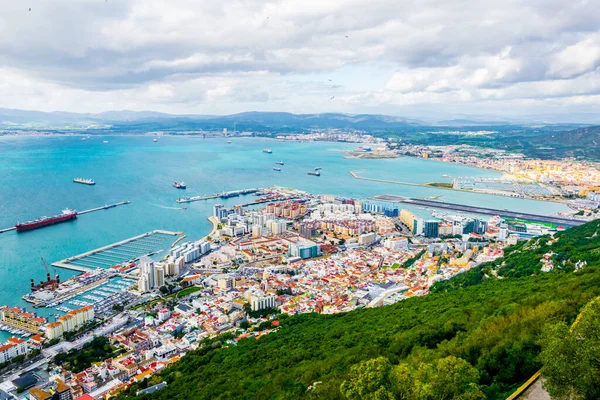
[371,195,586,227]
[521,379,551,400]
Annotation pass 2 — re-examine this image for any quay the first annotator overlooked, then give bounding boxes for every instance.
[239,197,298,208]
[176,188,259,203]
[52,230,183,272]
[371,194,586,227]
[0,200,131,234]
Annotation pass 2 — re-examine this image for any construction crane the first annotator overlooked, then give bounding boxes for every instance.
[41,257,51,281]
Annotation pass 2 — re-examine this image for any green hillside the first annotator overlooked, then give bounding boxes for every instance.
[120,220,600,400]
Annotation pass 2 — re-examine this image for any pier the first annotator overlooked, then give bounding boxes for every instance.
[370,194,586,226]
[52,230,183,272]
[350,170,426,188]
[176,188,259,203]
[78,200,130,215]
[0,201,131,234]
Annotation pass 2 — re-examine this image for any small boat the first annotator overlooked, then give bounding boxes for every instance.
[275,161,284,165]
[314,167,322,171]
[153,138,158,142]
[273,167,281,171]
[73,178,95,185]
[308,171,321,176]
[227,140,232,144]
[103,140,109,144]
[173,181,187,189]
[442,174,450,178]
[263,149,272,154]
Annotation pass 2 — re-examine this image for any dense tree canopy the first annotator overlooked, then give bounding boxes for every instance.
[54,336,122,373]
[539,297,600,400]
[117,220,600,400]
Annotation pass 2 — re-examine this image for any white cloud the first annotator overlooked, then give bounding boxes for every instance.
[0,0,598,120]
[548,35,600,78]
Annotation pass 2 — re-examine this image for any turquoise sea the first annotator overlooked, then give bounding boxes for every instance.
[0,136,569,330]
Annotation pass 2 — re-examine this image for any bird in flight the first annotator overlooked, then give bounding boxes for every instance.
[29,7,32,11]
[330,96,335,100]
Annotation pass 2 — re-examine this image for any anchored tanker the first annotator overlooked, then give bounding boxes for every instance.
[15,208,78,232]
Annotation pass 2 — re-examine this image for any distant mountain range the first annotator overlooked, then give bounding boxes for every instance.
[0,108,429,132]
[1,107,598,159]
[0,107,590,131]
[526,125,600,159]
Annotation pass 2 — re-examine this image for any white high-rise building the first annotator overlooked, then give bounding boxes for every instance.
[499,223,508,241]
[139,256,155,288]
[154,265,165,288]
[138,275,151,293]
[271,219,287,235]
[250,295,277,311]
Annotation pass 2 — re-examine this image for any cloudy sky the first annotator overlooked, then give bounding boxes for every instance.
[0,0,599,121]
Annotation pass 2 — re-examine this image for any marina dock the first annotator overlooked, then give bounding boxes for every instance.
[52,230,182,272]
[0,200,131,234]
[176,188,259,203]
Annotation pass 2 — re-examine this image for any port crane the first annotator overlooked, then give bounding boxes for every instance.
[41,257,58,281]
[41,257,50,278]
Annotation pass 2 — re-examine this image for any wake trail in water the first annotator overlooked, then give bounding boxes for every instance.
[149,203,185,210]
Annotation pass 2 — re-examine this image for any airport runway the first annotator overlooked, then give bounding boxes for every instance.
[371,194,586,226]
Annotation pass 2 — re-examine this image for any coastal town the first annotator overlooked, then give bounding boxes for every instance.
[397,144,600,203]
[270,131,600,211]
[3,2,600,397]
[0,183,586,399]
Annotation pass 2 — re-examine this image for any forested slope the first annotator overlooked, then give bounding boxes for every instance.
[121,220,600,400]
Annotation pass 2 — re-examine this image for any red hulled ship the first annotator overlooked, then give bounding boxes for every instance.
[15,208,78,232]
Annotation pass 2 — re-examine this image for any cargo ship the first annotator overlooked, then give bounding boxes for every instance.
[173,181,187,189]
[276,161,284,165]
[308,171,321,176]
[263,149,272,154]
[15,208,78,232]
[273,167,281,171]
[73,178,95,185]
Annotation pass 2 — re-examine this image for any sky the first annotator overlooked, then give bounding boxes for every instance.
[0,0,599,122]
